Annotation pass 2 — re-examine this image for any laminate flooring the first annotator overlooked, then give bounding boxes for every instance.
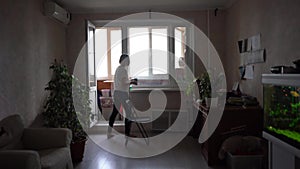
[74,133,226,169]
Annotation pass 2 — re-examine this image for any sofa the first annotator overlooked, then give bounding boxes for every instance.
[0,114,73,169]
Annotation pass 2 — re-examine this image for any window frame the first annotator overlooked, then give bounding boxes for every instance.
[93,19,194,87]
[128,26,169,77]
[95,27,123,80]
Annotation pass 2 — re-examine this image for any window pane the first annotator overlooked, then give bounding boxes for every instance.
[128,27,150,77]
[175,27,186,69]
[95,29,108,78]
[95,27,122,78]
[110,29,122,75]
[88,27,96,86]
[152,28,168,74]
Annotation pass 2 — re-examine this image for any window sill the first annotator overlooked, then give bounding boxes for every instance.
[130,86,180,92]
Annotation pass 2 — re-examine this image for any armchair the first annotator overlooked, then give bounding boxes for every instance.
[0,114,73,169]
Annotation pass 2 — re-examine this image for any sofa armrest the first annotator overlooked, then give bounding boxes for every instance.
[0,150,41,169]
[22,128,72,150]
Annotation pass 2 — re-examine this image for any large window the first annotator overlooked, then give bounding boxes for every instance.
[95,21,189,86]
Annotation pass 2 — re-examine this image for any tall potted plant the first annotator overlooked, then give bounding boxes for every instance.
[43,60,92,162]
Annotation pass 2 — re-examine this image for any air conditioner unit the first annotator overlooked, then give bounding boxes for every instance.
[44,1,70,25]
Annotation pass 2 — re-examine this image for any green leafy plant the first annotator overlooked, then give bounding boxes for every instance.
[43,60,92,143]
[198,71,226,99]
[186,76,199,96]
[199,72,212,100]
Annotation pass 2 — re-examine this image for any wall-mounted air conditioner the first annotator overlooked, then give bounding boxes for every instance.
[44,1,71,25]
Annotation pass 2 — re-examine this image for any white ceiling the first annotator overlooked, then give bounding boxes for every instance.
[55,0,237,13]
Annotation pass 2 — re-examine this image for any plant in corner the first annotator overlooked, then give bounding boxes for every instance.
[43,60,92,162]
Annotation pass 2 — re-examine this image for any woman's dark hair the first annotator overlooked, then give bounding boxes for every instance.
[119,54,129,64]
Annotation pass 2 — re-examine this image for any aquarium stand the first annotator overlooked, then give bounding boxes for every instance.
[263,131,300,169]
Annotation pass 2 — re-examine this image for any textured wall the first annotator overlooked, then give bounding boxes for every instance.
[0,0,66,126]
[225,0,300,105]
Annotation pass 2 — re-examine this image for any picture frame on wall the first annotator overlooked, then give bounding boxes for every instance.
[238,40,243,53]
[238,39,249,53]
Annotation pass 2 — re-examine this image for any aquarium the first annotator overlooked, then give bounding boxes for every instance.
[262,74,300,149]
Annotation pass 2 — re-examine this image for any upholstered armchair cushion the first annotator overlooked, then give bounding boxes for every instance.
[22,128,72,150]
[0,150,41,169]
[0,114,24,150]
[0,114,74,169]
[38,147,73,169]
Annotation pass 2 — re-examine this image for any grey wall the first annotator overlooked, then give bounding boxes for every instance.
[225,0,300,105]
[0,0,66,126]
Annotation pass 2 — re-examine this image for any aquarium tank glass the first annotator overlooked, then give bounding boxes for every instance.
[262,74,300,149]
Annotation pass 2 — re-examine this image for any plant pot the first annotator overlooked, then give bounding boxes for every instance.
[70,139,87,162]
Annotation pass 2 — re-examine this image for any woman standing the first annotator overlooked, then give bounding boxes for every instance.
[107,54,137,138]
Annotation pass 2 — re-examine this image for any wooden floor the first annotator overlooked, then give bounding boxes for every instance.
[74,134,226,169]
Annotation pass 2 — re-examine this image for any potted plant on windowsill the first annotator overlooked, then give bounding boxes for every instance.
[198,72,214,106]
[198,72,225,107]
[43,60,92,162]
